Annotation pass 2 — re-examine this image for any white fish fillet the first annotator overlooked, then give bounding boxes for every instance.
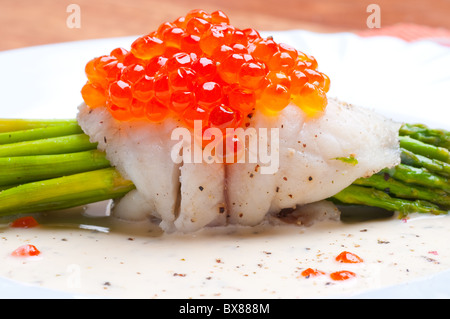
[226,98,401,226]
[77,98,400,232]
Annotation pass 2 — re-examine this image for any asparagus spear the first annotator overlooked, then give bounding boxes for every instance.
[381,164,450,193]
[0,168,135,216]
[0,150,110,187]
[353,173,450,207]
[0,119,79,133]
[0,134,96,157]
[400,123,450,149]
[0,123,83,144]
[401,148,450,177]
[399,135,450,163]
[332,185,448,218]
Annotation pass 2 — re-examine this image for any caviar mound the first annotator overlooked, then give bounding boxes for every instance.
[81,9,330,131]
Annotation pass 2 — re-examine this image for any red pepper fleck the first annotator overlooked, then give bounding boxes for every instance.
[330,270,356,281]
[11,244,41,257]
[335,251,363,263]
[428,251,439,255]
[301,268,326,278]
[10,216,39,228]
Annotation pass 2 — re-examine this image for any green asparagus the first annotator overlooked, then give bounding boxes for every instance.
[381,164,450,193]
[0,168,135,216]
[0,134,96,157]
[401,148,450,177]
[399,135,450,163]
[332,185,448,218]
[0,119,79,133]
[400,123,450,149]
[0,150,110,187]
[0,122,83,145]
[353,173,450,207]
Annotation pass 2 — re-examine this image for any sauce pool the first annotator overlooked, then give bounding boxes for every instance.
[1,203,450,298]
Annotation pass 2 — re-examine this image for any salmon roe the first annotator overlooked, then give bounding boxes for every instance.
[81,9,330,130]
[335,251,364,263]
[11,244,41,257]
[9,216,39,228]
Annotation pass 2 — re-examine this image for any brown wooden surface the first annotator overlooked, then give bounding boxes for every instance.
[1,0,450,51]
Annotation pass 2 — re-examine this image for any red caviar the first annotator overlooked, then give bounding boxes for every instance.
[335,251,364,263]
[81,9,329,130]
[301,268,326,278]
[11,244,41,257]
[10,216,39,228]
[330,270,356,281]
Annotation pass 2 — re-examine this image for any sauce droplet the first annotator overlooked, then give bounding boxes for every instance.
[300,268,326,278]
[330,270,356,281]
[335,251,363,263]
[10,216,39,229]
[11,244,41,257]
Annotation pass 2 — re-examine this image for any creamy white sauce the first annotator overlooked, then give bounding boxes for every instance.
[1,202,450,299]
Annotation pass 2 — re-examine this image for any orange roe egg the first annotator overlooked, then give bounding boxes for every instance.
[209,104,242,131]
[186,17,211,36]
[258,83,291,113]
[185,9,211,23]
[162,27,185,49]
[182,105,210,128]
[199,25,227,56]
[191,57,216,81]
[212,44,234,62]
[130,99,147,119]
[180,34,202,56]
[228,86,256,114]
[145,98,170,122]
[133,75,155,102]
[153,73,171,103]
[81,82,106,108]
[109,80,133,108]
[210,10,230,24]
[292,82,327,118]
[290,70,308,95]
[218,53,246,84]
[146,55,169,76]
[11,244,40,257]
[81,9,330,136]
[107,101,132,121]
[196,81,223,109]
[250,37,278,64]
[131,35,165,60]
[238,61,266,90]
[266,71,290,88]
[121,63,146,83]
[268,51,296,72]
[110,47,129,62]
[169,67,197,91]
[170,90,196,113]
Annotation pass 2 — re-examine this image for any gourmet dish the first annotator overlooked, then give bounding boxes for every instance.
[1,9,450,298]
[1,10,449,229]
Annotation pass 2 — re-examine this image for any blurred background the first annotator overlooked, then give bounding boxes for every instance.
[1,0,450,51]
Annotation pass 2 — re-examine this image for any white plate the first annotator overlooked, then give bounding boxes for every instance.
[1,30,450,299]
